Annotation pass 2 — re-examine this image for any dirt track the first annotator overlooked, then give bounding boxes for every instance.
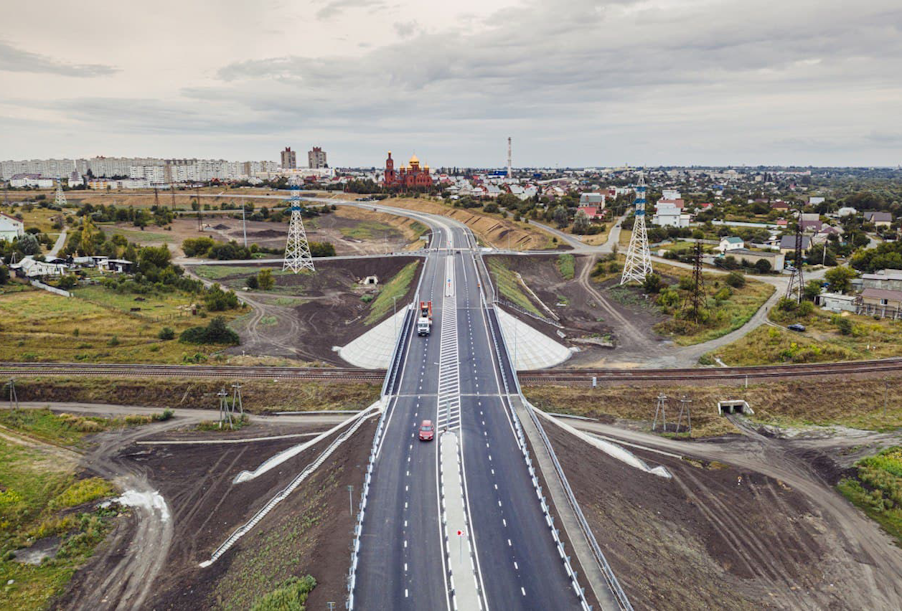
[549,417,902,610]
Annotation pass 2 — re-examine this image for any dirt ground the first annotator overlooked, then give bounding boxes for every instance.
[546,422,902,610]
[104,205,424,258]
[203,256,422,364]
[487,254,670,366]
[56,416,374,610]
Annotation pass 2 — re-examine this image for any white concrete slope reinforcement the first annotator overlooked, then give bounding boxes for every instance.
[495,306,571,370]
[339,308,410,369]
[199,403,382,568]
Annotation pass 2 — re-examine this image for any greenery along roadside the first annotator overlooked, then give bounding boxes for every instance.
[838,447,902,545]
[365,261,420,325]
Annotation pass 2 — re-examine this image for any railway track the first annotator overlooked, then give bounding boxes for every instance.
[519,358,902,384]
[0,362,386,382]
[2,358,901,385]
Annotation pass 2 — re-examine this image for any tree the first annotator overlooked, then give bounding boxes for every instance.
[571,210,590,235]
[824,265,857,293]
[552,205,569,228]
[754,259,772,274]
[802,279,823,302]
[16,233,41,255]
[257,269,274,290]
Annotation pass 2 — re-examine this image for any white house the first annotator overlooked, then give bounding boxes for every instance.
[10,256,67,278]
[718,236,745,252]
[0,213,25,242]
[652,202,690,228]
[809,196,826,205]
[9,173,54,188]
[662,189,681,200]
[837,206,858,217]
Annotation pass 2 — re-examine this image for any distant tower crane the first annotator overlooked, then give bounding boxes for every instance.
[620,172,653,285]
[283,182,315,273]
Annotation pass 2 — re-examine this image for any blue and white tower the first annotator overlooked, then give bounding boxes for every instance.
[620,172,653,285]
[283,184,315,273]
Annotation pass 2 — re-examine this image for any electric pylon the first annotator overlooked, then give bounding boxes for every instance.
[55,176,67,207]
[688,240,706,321]
[620,172,653,285]
[786,209,805,304]
[283,184,315,273]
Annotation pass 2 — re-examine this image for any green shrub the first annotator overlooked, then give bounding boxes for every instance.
[153,408,175,421]
[180,316,240,345]
[158,327,175,340]
[251,575,316,611]
[726,271,746,288]
[643,273,663,294]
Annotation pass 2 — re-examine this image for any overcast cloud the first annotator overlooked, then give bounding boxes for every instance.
[1,0,901,166]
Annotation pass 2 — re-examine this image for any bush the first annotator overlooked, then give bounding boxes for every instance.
[257,269,275,290]
[246,275,259,290]
[57,275,78,290]
[182,237,215,257]
[798,300,814,316]
[153,409,175,421]
[251,575,316,611]
[714,287,732,301]
[158,327,175,340]
[726,271,746,288]
[643,273,663,294]
[180,316,240,345]
[107,335,120,346]
[835,317,853,335]
[754,259,772,274]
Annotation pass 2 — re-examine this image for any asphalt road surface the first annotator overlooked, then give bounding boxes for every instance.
[355,221,582,609]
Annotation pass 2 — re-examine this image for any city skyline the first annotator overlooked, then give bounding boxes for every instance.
[1,0,901,167]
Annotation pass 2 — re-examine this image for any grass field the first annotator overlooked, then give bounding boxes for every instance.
[0,415,119,610]
[652,264,775,346]
[365,261,419,325]
[0,205,64,235]
[0,286,240,364]
[339,220,399,241]
[100,224,175,244]
[708,309,902,365]
[838,447,902,545]
[524,374,902,437]
[487,259,542,316]
[556,254,575,280]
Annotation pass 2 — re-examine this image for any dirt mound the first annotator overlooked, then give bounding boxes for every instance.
[248,229,284,238]
[548,424,869,610]
[212,223,230,230]
[132,420,375,609]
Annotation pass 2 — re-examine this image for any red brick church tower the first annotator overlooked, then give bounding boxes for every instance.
[384,151,397,186]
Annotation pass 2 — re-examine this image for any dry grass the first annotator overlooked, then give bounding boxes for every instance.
[524,376,902,436]
[0,286,241,364]
[373,197,557,250]
[12,377,381,413]
[709,310,902,366]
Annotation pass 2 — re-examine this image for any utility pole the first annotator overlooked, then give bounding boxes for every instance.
[6,378,18,409]
[170,185,176,212]
[218,388,231,429]
[884,378,889,419]
[154,186,160,209]
[676,396,692,436]
[230,382,244,419]
[689,240,706,322]
[347,485,354,516]
[241,199,248,248]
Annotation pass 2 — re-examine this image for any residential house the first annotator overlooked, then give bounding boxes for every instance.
[0,213,25,242]
[579,193,606,206]
[862,270,902,292]
[10,256,67,278]
[718,236,744,252]
[779,235,811,254]
[800,213,823,233]
[652,202,690,228]
[865,211,893,228]
[771,201,790,212]
[837,206,858,217]
[809,196,825,205]
[577,205,606,221]
[858,288,902,319]
[9,173,54,188]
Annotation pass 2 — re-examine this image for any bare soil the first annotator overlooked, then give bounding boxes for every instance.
[57,418,374,610]
[487,255,669,366]
[547,423,897,610]
[210,256,422,363]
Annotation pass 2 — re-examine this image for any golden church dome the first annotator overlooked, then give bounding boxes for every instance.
[409,154,419,164]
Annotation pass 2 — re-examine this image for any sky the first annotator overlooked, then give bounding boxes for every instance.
[1,0,901,167]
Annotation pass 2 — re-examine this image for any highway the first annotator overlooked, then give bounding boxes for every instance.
[355,220,583,609]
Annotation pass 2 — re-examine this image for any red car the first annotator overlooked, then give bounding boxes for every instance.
[418,420,434,442]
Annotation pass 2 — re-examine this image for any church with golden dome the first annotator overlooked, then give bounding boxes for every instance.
[383,151,433,189]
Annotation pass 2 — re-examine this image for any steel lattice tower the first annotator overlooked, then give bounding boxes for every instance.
[55,176,67,207]
[785,209,805,303]
[620,173,653,285]
[283,186,315,273]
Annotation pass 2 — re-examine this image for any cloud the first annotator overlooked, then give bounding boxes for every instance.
[0,40,117,77]
[393,20,418,38]
[316,0,387,20]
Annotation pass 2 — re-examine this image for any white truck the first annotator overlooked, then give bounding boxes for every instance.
[416,301,433,336]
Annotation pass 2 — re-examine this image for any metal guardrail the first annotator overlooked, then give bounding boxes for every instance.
[381,307,413,397]
[523,401,634,611]
[480,266,632,611]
